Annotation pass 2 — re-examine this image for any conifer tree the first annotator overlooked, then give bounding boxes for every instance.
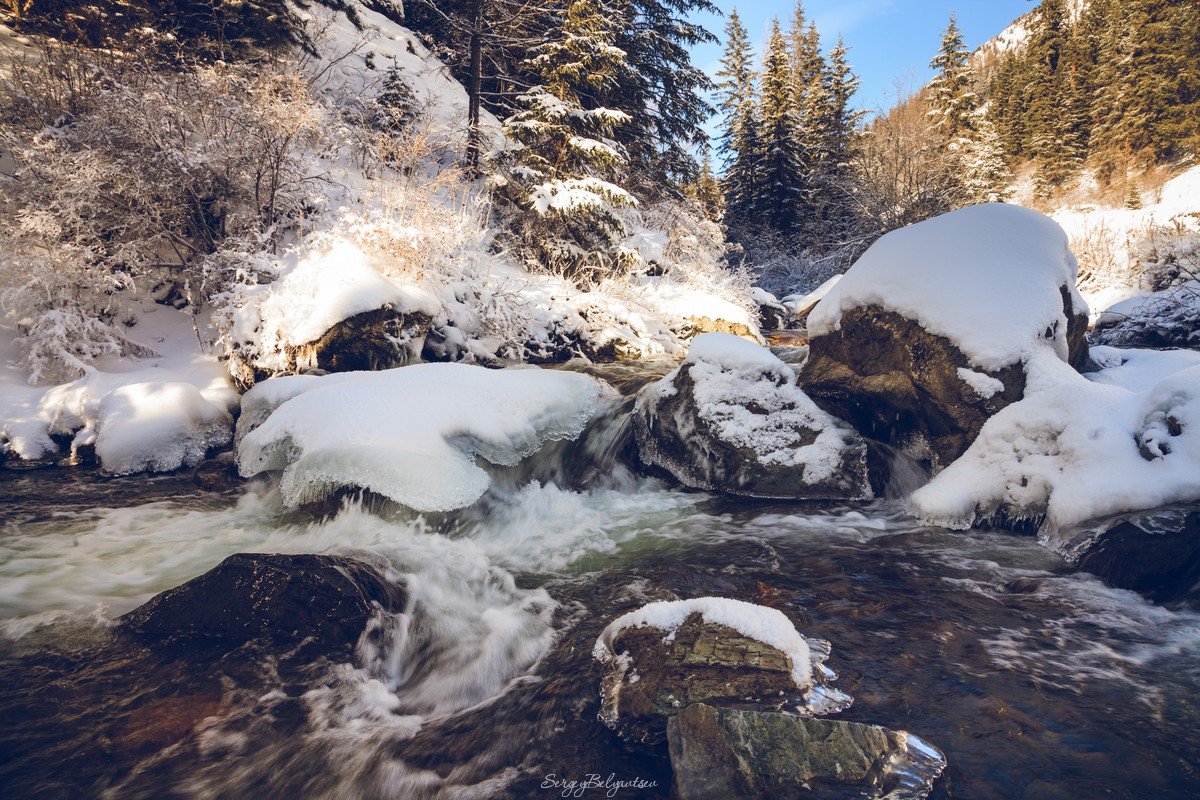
[927,14,977,143]
[496,0,638,282]
[715,8,761,228]
[807,38,865,244]
[686,152,725,221]
[1027,0,1076,191]
[757,19,807,234]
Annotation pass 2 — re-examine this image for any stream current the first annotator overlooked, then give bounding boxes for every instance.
[0,360,1197,799]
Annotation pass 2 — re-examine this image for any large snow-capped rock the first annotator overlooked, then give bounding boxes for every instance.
[237,363,607,511]
[226,240,439,388]
[801,204,1091,467]
[634,334,874,499]
[913,348,1200,533]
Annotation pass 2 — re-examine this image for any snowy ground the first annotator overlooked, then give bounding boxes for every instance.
[1050,165,1200,315]
[0,304,237,471]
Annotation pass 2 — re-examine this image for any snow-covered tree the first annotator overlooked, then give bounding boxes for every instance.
[927,14,977,143]
[494,0,639,283]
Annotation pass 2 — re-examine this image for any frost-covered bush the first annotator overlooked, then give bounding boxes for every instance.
[0,38,338,382]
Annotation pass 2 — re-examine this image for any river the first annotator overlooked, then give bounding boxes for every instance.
[0,364,1197,799]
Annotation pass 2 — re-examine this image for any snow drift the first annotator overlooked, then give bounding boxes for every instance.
[237,364,608,511]
[913,348,1200,532]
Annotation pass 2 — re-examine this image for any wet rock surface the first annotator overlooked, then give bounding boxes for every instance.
[801,288,1091,469]
[121,553,407,654]
[667,703,903,800]
[597,613,803,745]
[1069,505,1200,605]
[800,306,1028,468]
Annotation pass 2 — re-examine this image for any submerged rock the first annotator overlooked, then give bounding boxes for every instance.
[593,597,817,745]
[635,333,876,500]
[667,704,938,800]
[1067,506,1200,605]
[192,451,242,491]
[121,553,407,654]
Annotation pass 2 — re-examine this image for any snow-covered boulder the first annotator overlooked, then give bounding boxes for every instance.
[634,334,874,499]
[226,240,439,388]
[593,597,817,745]
[237,363,607,511]
[801,204,1092,467]
[913,349,1200,533]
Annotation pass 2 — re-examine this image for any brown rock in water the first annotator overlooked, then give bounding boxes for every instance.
[801,285,1092,468]
[1070,506,1200,604]
[800,306,1026,468]
[667,704,904,800]
[229,307,431,389]
[121,553,407,655]
[598,613,803,745]
[111,693,223,757]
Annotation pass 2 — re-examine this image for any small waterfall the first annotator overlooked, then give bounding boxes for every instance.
[878,441,932,499]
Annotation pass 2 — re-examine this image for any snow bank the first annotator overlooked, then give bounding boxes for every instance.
[301,2,501,144]
[230,238,438,374]
[237,364,607,511]
[1050,165,1200,312]
[593,597,813,688]
[913,353,1200,531]
[808,204,1084,371]
[0,305,237,471]
[94,382,233,474]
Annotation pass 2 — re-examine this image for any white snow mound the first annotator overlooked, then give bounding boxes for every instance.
[237,364,607,511]
[95,382,233,475]
[593,596,813,688]
[913,352,1200,532]
[232,239,438,369]
[808,204,1086,371]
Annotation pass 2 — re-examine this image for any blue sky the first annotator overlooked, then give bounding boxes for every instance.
[689,0,1033,117]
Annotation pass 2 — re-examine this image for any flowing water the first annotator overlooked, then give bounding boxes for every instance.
[0,364,1198,799]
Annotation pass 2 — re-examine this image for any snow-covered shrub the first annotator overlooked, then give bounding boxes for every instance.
[0,37,338,382]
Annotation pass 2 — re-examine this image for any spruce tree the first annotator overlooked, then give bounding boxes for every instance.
[1027,0,1076,191]
[496,0,638,282]
[927,14,977,143]
[757,19,807,235]
[603,0,721,187]
[808,38,864,245]
[715,8,761,228]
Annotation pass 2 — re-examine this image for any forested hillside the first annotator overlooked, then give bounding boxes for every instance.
[712,0,1199,295]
